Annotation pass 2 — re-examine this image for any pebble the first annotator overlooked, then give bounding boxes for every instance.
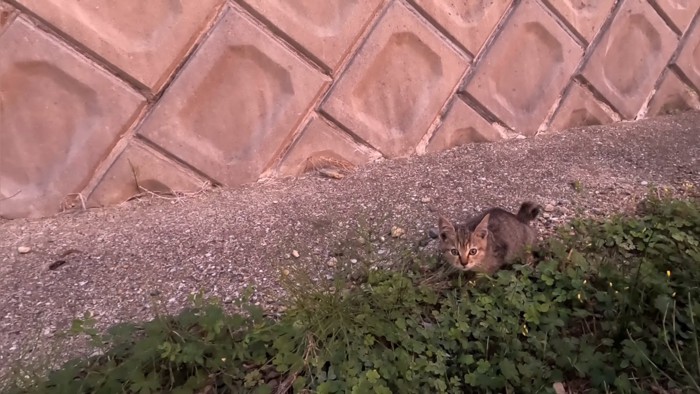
[291,250,300,258]
[282,269,290,276]
[390,226,405,238]
[428,228,439,239]
[544,204,555,213]
[420,197,432,203]
[327,257,337,267]
[350,259,358,264]
[641,181,649,186]
[17,246,31,254]
[357,237,366,245]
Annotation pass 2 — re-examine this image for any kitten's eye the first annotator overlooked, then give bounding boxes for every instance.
[449,249,459,256]
[468,248,478,255]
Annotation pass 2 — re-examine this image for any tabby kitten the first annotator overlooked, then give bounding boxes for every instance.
[437,201,541,274]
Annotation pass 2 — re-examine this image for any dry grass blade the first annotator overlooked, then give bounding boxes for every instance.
[304,154,356,180]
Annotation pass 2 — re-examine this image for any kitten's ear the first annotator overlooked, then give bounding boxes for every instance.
[438,216,456,241]
[474,213,490,239]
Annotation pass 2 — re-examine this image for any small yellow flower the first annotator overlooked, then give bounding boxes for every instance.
[609,282,613,287]
[672,292,676,298]
[221,358,226,362]
[667,270,671,278]
[583,279,587,284]
[521,324,529,336]
[577,293,582,301]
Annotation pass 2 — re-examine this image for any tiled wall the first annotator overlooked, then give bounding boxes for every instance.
[1,0,699,219]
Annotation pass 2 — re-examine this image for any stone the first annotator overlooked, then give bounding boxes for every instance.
[552,382,567,394]
[426,98,508,153]
[321,0,468,158]
[277,116,381,177]
[654,0,700,33]
[646,70,700,116]
[674,20,700,92]
[581,0,678,119]
[137,7,328,186]
[0,18,145,219]
[15,0,224,90]
[411,0,512,55]
[548,82,615,132]
[428,228,439,239]
[465,0,583,135]
[17,246,31,254]
[239,0,383,71]
[292,250,300,258]
[546,0,616,43]
[88,142,204,207]
[390,226,405,238]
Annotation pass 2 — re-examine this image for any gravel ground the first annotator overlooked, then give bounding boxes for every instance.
[1,112,699,376]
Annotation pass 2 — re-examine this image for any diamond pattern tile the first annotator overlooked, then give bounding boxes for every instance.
[646,70,700,116]
[549,82,615,131]
[654,0,700,33]
[410,0,512,55]
[0,2,16,30]
[15,0,224,90]
[277,116,381,177]
[545,0,616,42]
[674,19,700,91]
[465,0,583,135]
[89,142,203,207]
[582,0,678,119]
[427,98,507,153]
[321,1,468,158]
[239,0,383,71]
[0,17,144,219]
[137,7,328,186]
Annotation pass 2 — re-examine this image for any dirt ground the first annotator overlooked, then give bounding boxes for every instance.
[1,112,699,375]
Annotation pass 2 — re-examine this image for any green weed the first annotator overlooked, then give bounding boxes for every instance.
[2,196,699,393]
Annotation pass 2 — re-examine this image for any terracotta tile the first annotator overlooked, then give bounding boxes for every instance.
[15,0,224,90]
[549,83,614,131]
[582,0,678,119]
[137,7,327,186]
[545,0,616,43]
[646,70,700,116]
[321,1,468,158]
[654,0,699,33]
[240,0,383,71]
[88,142,203,207]
[410,0,512,55]
[426,98,507,153]
[0,17,144,219]
[277,116,381,177]
[465,0,583,135]
[674,19,700,91]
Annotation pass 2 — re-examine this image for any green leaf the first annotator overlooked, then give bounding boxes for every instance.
[366,369,381,384]
[499,358,519,382]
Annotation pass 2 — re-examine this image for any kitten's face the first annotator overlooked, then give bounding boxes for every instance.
[438,214,490,271]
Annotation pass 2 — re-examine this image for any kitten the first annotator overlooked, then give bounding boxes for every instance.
[436,201,541,274]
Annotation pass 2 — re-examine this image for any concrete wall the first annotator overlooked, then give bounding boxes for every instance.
[1,0,699,219]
